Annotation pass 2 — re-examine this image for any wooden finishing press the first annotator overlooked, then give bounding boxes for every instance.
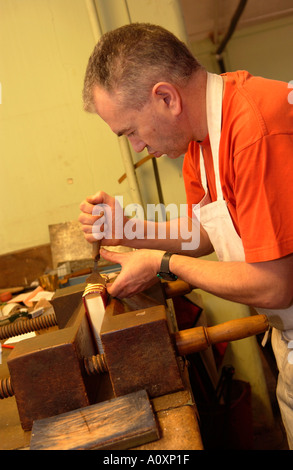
[1,279,269,450]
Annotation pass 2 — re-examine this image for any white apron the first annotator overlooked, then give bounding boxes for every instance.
[199,72,293,448]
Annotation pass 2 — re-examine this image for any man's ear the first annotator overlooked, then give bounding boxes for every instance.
[152,82,182,116]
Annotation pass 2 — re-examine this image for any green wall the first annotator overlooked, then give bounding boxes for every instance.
[0,0,187,255]
[0,0,121,253]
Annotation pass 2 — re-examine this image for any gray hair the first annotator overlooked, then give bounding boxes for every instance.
[83,23,202,112]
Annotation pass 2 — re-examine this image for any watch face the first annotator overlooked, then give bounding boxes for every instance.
[158,272,178,281]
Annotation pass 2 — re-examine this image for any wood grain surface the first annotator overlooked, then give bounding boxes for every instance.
[30,390,159,450]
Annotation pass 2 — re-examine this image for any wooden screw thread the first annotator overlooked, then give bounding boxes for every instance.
[174,314,269,356]
[84,353,108,375]
[0,377,14,399]
[0,313,58,341]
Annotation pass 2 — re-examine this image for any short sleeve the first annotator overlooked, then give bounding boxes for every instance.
[234,133,293,262]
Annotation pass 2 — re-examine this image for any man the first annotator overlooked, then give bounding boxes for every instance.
[79,23,293,447]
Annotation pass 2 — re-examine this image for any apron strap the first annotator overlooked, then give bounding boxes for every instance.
[200,73,224,201]
[199,148,208,193]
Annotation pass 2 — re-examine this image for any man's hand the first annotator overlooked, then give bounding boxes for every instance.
[101,248,164,298]
[79,191,126,246]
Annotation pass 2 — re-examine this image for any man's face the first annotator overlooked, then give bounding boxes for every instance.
[92,85,190,159]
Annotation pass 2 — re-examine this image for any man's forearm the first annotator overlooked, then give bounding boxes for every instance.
[169,254,293,310]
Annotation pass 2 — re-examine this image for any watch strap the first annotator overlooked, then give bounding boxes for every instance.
[160,252,174,273]
[157,252,177,281]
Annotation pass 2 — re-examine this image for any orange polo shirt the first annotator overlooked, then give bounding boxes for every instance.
[183,71,293,263]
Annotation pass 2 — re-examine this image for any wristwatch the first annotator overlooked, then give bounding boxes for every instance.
[157,252,178,281]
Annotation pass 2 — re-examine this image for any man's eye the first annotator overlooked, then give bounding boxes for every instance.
[128,131,135,137]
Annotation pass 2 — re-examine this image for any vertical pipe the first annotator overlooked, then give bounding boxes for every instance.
[118,137,144,207]
[84,0,102,41]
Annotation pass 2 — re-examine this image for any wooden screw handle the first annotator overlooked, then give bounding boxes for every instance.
[174,314,269,356]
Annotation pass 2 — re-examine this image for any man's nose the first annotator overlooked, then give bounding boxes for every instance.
[128,136,146,153]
